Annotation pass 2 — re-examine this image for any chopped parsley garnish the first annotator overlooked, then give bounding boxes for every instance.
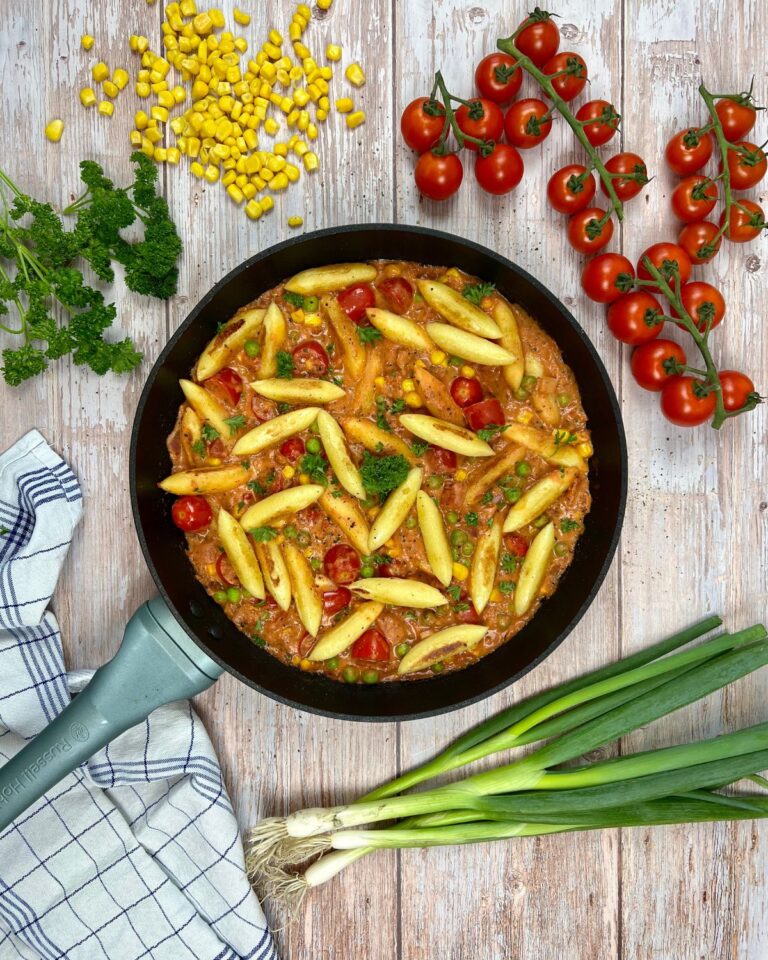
[375,396,391,432]
[277,401,291,414]
[410,439,429,456]
[251,633,266,648]
[481,490,494,505]
[498,580,516,594]
[0,527,8,537]
[476,424,509,442]
[201,423,219,442]
[276,350,294,378]
[300,451,328,485]
[264,469,276,485]
[465,511,479,526]
[357,324,382,344]
[560,517,580,533]
[247,479,265,495]
[553,429,578,449]
[224,413,246,435]
[249,526,278,541]
[360,451,409,496]
[446,584,462,601]
[500,552,519,574]
[453,601,470,613]
[390,397,406,414]
[191,439,206,458]
[462,281,496,305]
[375,441,385,452]
[283,290,306,308]
[403,609,417,621]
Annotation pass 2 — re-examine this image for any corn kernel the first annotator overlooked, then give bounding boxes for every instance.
[167,146,181,164]
[234,38,248,54]
[140,138,154,158]
[136,81,151,97]
[304,313,322,327]
[97,101,114,117]
[263,41,281,60]
[516,409,533,425]
[260,195,274,212]
[325,43,342,62]
[319,66,333,80]
[298,472,310,484]
[289,23,301,41]
[460,366,476,378]
[221,170,236,186]
[203,164,220,182]
[293,13,307,31]
[233,6,250,25]
[294,42,310,61]
[293,88,310,109]
[291,308,305,323]
[577,442,593,458]
[156,90,174,109]
[44,118,64,142]
[490,588,503,603]
[346,110,365,129]
[284,162,300,182]
[316,109,328,122]
[452,562,469,581]
[264,117,279,136]
[144,125,163,143]
[154,146,168,162]
[79,87,97,108]
[130,129,143,147]
[111,68,129,91]
[269,172,289,190]
[180,0,196,14]
[430,350,447,366]
[282,464,296,479]
[190,160,204,177]
[151,80,169,93]
[193,11,213,33]
[306,122,318,139]
[345,63,365,87]
[227,184,245,205]
[92,61,109,83]
[401,379,415,392]
[303,151,318,172]
[315,78,329,94]
[455,469,468,482]
[414,358,426,368]
[81,34,95,51]
[207,456,222,466]
[404,392,422,408]
[151,105,169,123]
[335,97,353,114]
[317,0,332,8]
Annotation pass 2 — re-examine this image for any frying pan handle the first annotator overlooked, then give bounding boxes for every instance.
[0,597,223,833]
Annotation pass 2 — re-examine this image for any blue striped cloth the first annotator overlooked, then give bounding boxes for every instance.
[0,431,276,960]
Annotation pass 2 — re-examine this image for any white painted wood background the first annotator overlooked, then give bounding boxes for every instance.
[2,0,767,957]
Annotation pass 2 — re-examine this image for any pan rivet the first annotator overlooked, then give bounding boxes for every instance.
[189,602,202,618]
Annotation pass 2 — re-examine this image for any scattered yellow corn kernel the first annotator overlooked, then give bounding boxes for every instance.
[305,313,322,327]
[414,358,426,368]
[282,464,296,479]
[316,109,327,122]
[319,66,333,81]
[317,0,333,8]
[233,6,250,25]
[130,129,143,147]
[452,562,469,581]
[346,110,365,129]
[293,140,308,157]
[401,379,415,392]
[144,125,163,143]
[455,469,468,482]
[158,89,175,108]
[288,23,301,42]
[221,170,237,186]
[203,164,220,182]
[335,97,353,114]
[92,62,109,83]
[190,161,204,177]
[154,146,168,163]
[151,105,169,123]
[303,151,318,172]
[136,82,151,97]
[140,138,154,158]
[404,392,422,408]
[264,117,279,135]
[374,376,386,388]
[577,442,593,458]
[291,308,305,323]
[325,43,342,62]
[429,350,446,366]
[227,183,245,205]
[260,195,274,212]
[293,88,310,108]
[345,63,365,87]
[193,11,213,33]
[460,366,476,378]
[81,34,95,51]
[180,0,197,15]
[284,162,300,182]
[44,119,64,142]
[269,172,289,190]
[516,409,533,425]
[112,68,129,91]
[207,456,222,466]
[299,658,313,671]
[79,87,97,108]
[490,587,503,603]
[298,472,310,484]
[97,101,114,117]
[167,146,181,164]
[135,110,149,130]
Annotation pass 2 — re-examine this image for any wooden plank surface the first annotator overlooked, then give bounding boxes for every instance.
[1,0,766,958]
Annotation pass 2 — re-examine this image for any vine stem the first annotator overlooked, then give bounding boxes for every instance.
[698,83,735,246]
[431,71,493,154]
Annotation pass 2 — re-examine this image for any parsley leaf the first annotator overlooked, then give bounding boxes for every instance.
[251,633,266,648]
[247,478,265,495]
[0,527,8,537]
[299,451,328,485]
[191,439,206,458]
[446,585,462,601]
[276,350,294,378]
[375,396,391,432]
[283,290,306,308]
[476,424,509,442]
[462,281,495,305]
[553,429,578,449]
[224,413,246,435]
[560,517,580,533]
[410,439,429,456]
[357,324,382,344]
[360,451,409,496]
[481,490,494,505]
[465,512,479,526]
[498,580,516,594]
[500,552,519,574]
[390,398,406,414]
[201,423,219,442]
[249,526,278,541]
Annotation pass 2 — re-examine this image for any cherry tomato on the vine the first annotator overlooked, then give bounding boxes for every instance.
[581,253,634,303]
[337,283,376,323]
[720,199,766,242]
[474,53,522,105]
[660,375,716,427]
[547,164,596,214]
[576,100,620,146]
[541,52,588,101]
[673,281,726,332]
[715,97,757,142]
[664,128,713,175]
[601,153,649,202]
[636,242,692,290]
[515,13,560,67]
[503,98,552,149]
[567,208,614,254]
[678,220,722,264]
[377,277,413,315]
[606,291,664,345]
[719,370,758,412]
[400,97,446,153]
[414,151,464,201]
[474,143,524,195]
[671,176,718,223]
[455,99,504,151]
[171,495,212,532]
[722,141,767,190]
[450,376,484,408]
[630,339,687,392]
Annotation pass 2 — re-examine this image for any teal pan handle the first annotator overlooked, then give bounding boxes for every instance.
[0,596,223,833]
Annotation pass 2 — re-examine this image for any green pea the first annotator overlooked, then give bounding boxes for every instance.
[554,541,568,557]
[325,656,340,670]
[361,564,375,578]
[461,541,474,558]
[446,510,459,525]
[306,437,322,454]
[283,524,298,540]
[427,475,443,489]
[213,590,228,603]
[342,666,359,683]
[304,295,319,312]
[504,487,521,503]
[521,374,538,390]
[431,661,445,674]
[395,642,410,658]
[297,530,311,547]
[557,393,570,407]
[405,516,417,529]
[450,529,468,547]
[448,356,463,367]
[515,461,531,478]
[362,669,379,684]
[226,587,241,603]
[309,556,322,571]
[532,514,550,529]
[244,339,260,358]
[514,387,528,401]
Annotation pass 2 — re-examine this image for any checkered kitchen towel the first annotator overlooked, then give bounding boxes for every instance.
[0,430,276,960]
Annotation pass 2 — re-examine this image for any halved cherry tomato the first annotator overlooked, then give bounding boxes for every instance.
[251,394,277,421]
[567,207,613,254]
[400,97,446,153]
[576,100,619,146]
[337,283,376,323]
[715,98,756,142]
[171,495,212,532]
[474,53,522,105]
[678,220,722,264]
[322,587,352,615]
[601,153,648,202]
[298,632,315,657]
[660,376,716,427]
[581,253,634,304]
[474,143,524,195]
[542,52,588,101]
[720,199,765,242]
[719,370,758,411]
[427,447,457,470]
[414,151,464,201]
[672,281,725,332]
[216,552,238,586]
[465,398,505,432]
[324,543,361,585]
[206,367,243,406]
[279,437,305,461]
[515,13,560,67]
[351,628,389,661]
[636,242,692,289]
[455,99,504,151]
[665,128,713,175]
[456,602,482,624]
[606,291,664,345]
[292,339,329,374]
[722,141,767,190]
[450,376,484,408]
[671,176,718,222]
[503,532,529,557]
[504,98,552,149]
[378,277,414,315]
[630,339,687,392]
[547,164,596,215]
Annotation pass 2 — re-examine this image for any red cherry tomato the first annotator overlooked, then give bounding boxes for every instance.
[630,339,687,392]
[292,339,329,375]
[216,552,238,586]
[205,367,243,406]
[351,628,390,662]
[171,495,212,532]
[322,587,352,615]
[720,199,765,242]
[414,151,463,201]
[660,376,716,427]
[636,242,692,290]
[601,153,649,202]
[672,281,726,332]
[474,143,524,195]
[279,436,305,461]
[450,376,484,408]
[427,447,458,470]
[377,277,413,315]
[515,13,560,66]
[678,220,722,264]
[465,398,505,432]
[504,98,552,149]
[542,52,588,101]
[474,53,522,105]
[567,207,614,254]
[337,283,376,323]
[456,601,482,624]
[400,97,446,153]
[606,291,664,345]
[723,141,767,190]
[665,128,713,175]
[455,99,504,151]
[581,253,634,304]
[715,98,756,142]
[503,532,529,557]
[671,176,718,222]
[547,164,596,214]
[323,543,361,585]
[719,370,758,411]
[575,100,619,146]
